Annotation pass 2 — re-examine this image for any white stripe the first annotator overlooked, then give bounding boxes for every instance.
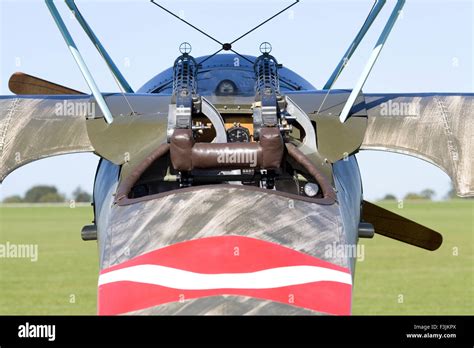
[99,265,352,289]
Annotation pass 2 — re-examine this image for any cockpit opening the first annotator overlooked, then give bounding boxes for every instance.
[118,51,332,206]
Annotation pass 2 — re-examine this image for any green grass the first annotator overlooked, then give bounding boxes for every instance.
[0,201,472,315]
[0,205,98,314]
[353,199,474,315]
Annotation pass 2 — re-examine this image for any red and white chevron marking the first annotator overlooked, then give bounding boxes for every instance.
[98,236,352,315]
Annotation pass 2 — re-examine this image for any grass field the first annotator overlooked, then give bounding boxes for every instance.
[353,200,474,315]
[0,200,472,315]
[0,205,98,315]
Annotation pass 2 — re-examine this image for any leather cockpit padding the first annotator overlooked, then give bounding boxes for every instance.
[115,143,170,202]
[115,140,336,206]
[170,127,284,171]
[169,129,194,171]
[117,184,336,206]
[285,143,337,202]
[260,127,284,169]
[192,143,263,169]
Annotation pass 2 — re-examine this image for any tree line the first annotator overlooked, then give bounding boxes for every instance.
[2,186,91,203]
[381,183,471,201]
[2,183,468,204]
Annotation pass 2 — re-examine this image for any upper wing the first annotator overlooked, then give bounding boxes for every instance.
[0,91,175,183]
[0,95,94,182]
[361,93,474,197]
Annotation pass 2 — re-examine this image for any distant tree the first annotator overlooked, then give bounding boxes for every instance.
[24,186,63,203]
[38,192,65,203]
[420,189,436,200]
[404,192,424,200]
[445,184,457,200]
[382,194,397,201]
[72,187,92,203]
[2,195,23,203]
[404,189,435,200]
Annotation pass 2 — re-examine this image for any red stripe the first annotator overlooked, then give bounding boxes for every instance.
[99,281,351,315]
[101,236,349,274]
[98,236,352,315]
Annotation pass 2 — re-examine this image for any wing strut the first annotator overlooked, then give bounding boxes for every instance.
[339,0,405,123]
[323,0,386,90]
[65,0,134,93]
[45,0,114,124]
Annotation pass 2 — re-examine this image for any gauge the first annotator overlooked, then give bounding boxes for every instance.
[227,125,250,143]
[216,80,237,95]
[303,182,320,197]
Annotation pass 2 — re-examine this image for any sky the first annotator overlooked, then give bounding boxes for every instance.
[0,0,472,201]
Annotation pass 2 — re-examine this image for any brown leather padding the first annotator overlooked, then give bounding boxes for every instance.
[170,127,284,171]
[115,139,336,206]
[115,143,170,201]
[192,143,263,169]
[170,129,194,171]
[260,127,284,168]
[285,143,337,202]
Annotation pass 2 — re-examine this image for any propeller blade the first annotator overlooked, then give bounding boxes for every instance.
[362,200,443,251]
[8,72,85,95]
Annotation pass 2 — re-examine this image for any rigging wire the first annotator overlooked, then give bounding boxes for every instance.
[150,0,299,66]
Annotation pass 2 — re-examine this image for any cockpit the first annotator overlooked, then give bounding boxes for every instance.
[115,51,336,207]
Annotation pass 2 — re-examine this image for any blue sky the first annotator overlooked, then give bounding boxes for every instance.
[0,0,472,201]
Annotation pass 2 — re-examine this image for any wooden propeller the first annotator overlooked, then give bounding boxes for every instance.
[8,72,85,95]
[362,200,443,251]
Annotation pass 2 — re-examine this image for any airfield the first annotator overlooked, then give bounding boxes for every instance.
[0,200,472,315]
